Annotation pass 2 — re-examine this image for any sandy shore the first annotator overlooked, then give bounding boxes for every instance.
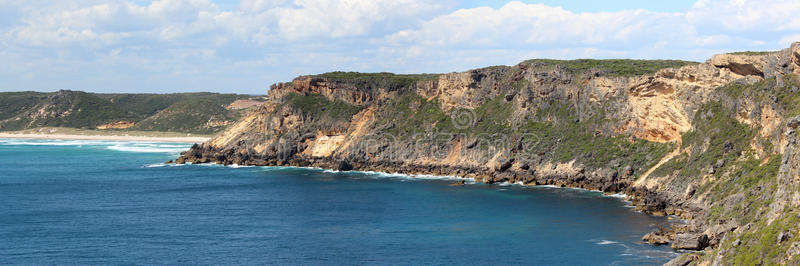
[0,133,210,143]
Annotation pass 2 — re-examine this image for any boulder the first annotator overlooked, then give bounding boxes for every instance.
[672,233,709,250]
[642,231,671,245]
[664,253,699,266]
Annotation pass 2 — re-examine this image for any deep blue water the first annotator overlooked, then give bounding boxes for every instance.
[0,139,678,265]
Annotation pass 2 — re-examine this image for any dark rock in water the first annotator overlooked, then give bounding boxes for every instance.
[337,160,353,171]
[165,159,174,164]
[672,233,709,250]
[175,157,186,164]
[449,180,466,186]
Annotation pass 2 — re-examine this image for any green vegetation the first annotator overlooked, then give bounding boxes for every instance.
[0,92,49,121]
[375,91,672,173]
[520,102,674,171]
[378,94,516,138]
[0,90,257,134]
[132,95,246,134]
[645,79,797,263]
[722,75,800,117]
[727,51,777,56]
[726,211,799,265]
[520,59,698,77]
[313,72,439,91]
[281,92,363,123]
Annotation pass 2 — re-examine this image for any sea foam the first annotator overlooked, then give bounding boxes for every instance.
[106,144,189,153]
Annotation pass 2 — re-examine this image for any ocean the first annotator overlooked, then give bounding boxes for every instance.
[0,138,679,265]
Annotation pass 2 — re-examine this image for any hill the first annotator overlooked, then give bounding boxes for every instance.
[0,91,264,134]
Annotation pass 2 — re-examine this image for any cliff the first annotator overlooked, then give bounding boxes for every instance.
[177,42,800,264]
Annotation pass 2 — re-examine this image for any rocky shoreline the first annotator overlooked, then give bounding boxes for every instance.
[171,42,800,265]
[173,144,713,254]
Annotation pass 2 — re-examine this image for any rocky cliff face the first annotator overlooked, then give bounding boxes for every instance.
[177,42,800,264]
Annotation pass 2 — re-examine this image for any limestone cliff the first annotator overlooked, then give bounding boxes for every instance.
[177,42,800,264]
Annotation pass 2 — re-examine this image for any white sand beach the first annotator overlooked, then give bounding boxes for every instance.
[0,133,209,143]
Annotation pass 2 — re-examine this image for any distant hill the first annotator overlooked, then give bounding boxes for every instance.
[0,90,264,134]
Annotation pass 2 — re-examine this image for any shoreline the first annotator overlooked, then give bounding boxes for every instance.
[0,133,210,143]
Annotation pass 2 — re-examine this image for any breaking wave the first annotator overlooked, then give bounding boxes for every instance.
[0,138,191,154]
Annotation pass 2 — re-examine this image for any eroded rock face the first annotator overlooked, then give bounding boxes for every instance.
[270,77,372,106]
[792,42,800,75]
[708,53,768,77]
[417,68,510,111]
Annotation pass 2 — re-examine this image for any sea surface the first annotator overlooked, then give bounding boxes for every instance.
[0,138,679,265]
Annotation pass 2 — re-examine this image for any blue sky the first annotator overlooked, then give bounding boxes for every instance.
[1,0,798,94]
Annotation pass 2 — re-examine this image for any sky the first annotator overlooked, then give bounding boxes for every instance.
[1,0,798,95]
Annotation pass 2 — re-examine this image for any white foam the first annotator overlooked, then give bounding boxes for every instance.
[597,240,618,245]
[0,138,192,154]
[0,139,119,146]
[295,167,477,183]
[106,143,189,153]
[227,164,255,168]
[605,193,628,199]
[145,163,166,168]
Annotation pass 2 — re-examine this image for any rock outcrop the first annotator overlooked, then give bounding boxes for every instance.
[177,42,800,264]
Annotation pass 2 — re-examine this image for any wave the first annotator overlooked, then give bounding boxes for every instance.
[1,138,191,154]
[605,193,628,199]
[0,139,119,146]
[265,166,475,183]
[106,143,189,153]
[596,240,618,245]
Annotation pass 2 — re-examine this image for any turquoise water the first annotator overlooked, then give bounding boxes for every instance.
[0,139,678,265]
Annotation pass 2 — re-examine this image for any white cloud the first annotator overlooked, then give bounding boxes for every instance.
[385,2,689,49]
[1,0,800,94]
[687,0,800,32]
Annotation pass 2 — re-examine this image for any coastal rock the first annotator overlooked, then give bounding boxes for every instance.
[671,233,709,250]
[664,253,699,266]
[336,160,353,171]
[642,230,671,245]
